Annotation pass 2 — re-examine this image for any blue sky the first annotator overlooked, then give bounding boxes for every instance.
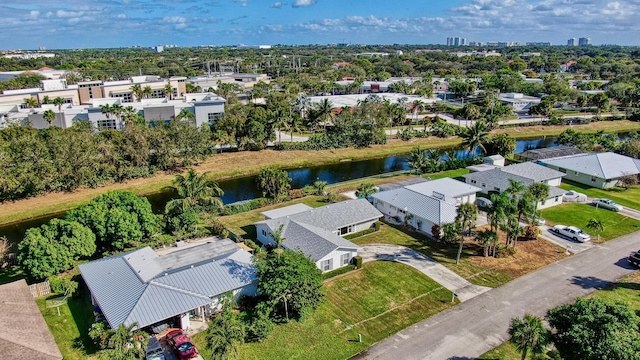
[1,0,638,49]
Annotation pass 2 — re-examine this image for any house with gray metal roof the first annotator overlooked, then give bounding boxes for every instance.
[253,199,382,272]
[370,178,479,237]
[538,152,640,189]
[79,238,257,331]
[462,162,565,209]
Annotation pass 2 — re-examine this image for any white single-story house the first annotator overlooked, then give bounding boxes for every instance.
[462,162,566,209]
[538,152,640,189]
[79,238,257,331]
[499,92,541,112]
[254,199,382,273]
[371,178,481,236]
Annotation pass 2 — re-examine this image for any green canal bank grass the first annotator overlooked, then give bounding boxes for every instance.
[480,271,640,359]
[560,181,640,211]
[540,203,640,243]
[192,261,455,360]
[3,121,640,226]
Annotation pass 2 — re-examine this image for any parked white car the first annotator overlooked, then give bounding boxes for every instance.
[475,197,493,209]
[552,225,591,242]
[592,198,623,212]
[563,191,588,203]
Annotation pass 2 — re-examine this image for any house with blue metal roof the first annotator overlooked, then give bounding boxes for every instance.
[538,152,640,189]
[79,238,257,331]
[253,199,382,272]
[371,178,480,237]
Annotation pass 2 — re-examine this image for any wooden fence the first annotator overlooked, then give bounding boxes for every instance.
[29,280,51,298]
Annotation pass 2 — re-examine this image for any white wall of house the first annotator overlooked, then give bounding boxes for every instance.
[546,178,562,187]
[255,224,274,245]
[544,165,616,189]
[316,248,358,273]
[194,102,225,127]
[538,195,563,210]
[465,178,502,193]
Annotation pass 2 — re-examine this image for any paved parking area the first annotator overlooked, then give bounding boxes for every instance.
[537,225,595,253]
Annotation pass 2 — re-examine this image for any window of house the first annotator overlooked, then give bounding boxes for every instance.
[482,183,486,187]
[321,259,332,272]
[574,171,579,175]
[390,205,397,211]
[494,187,500,191]
[471,180,477,184]
[555,196,560,202]
[591,176,596,182]
[97,119,116,130]
[207,112,224,123]
[341,253,350,266]
[339,225,355,236]
[261,229,267,237]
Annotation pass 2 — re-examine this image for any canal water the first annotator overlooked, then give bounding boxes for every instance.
[0,134,625,243]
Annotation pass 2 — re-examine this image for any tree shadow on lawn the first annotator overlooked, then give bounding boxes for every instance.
[67,279,99,355]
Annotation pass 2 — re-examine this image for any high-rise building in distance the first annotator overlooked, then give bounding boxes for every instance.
[578,37,592,46]
[446,37,467,46]
[567,38,577,46]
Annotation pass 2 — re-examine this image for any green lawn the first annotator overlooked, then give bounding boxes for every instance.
[352,223,512,288]
[540,203,640,242]
[480,270,640,359]
[193,261,454,360]
[560,181,640,211]
[37,285,99,360]
[424,168,470,181]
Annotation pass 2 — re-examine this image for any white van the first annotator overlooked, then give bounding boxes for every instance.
[145,337,166,360]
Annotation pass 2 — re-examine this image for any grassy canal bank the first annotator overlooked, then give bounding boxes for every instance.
[1,120,640,226]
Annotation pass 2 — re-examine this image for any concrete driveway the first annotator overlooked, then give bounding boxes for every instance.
[352,231,640,360]
[537,225,595,253]
[359,244,491,302]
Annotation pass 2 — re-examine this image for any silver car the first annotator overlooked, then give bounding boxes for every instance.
[592,198,623,212]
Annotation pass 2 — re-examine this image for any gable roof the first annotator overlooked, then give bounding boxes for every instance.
[79,239,255,330]
[462,168,565,198]
[499,162,565,182]
[261,203,313,220]
[254,199,380,261]
[540,152,640,180]
[282,221,360,261]
[0,280,62,360]
[256,199,382,231]
[371,188,458,225]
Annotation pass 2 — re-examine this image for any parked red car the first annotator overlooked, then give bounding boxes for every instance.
[166,330,199,360]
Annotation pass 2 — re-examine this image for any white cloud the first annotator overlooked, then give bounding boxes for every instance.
[117,13,127,19]
[271,2,283,8]
[293,0,316,8]
[29,10,40,19]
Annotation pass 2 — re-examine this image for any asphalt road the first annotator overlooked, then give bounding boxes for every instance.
[352,231,640,360]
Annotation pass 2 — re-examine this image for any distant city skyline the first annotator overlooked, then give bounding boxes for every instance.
[1,0,639,49]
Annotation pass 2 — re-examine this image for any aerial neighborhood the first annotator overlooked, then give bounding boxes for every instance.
[2,4,640,359]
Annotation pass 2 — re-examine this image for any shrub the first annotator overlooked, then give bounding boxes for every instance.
[524,225,541,240]
[344,228,376,240]
[496,245,517,258]
[289,189,306,199]
[353,255,363,269]
[88,321,110,350]
[322,264,356,280]
[247,303,275,342]
[48,275,79,297]
[207,218,229,238]
[374,221,381,231]
[431,224,442,241]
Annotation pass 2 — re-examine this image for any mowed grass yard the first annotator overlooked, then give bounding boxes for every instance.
[560,181,640,211]
[481,271,640,359]
[192,261,454,360]
[352,223,567,288]
[541,202,640,242]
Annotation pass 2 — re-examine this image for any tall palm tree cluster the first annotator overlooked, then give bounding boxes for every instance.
[99,103,140,130]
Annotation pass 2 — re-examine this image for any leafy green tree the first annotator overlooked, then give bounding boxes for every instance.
[547,298,640,360]
[508,314,548,360]
[527,183,549,223]
[99,322,147,360]
[130,84,143,101]
[355,182,377,199]
[18,219,96,280]
[253,249,324,321]
[485,134,516,157]
[408,146,429,174]
[586,218,604,241]
[66,191,159,252]
[166,168,224,213]
[454,202,478,264]
[476,229,498,257]
[176,108,196,126]
[312,180,328,196]
[206,299,246,360]
[257,167,291,202]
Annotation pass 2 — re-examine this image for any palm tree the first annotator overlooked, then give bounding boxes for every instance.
[408,146,428,175]
[287,115,303,142]
[42,109,56,127]
[206,306,245,360]
[176,108,196,126]
[502,213,524,248]
[111,103,124,128]
[165,169,224,214]
[455,202,478,264]
[461,120,489,156]
[130,84,143,102]
[295,93,311,119]
[508,314,548,360]
[506,179,527,199]
[476,229,498,257]
[100,104,112,119]
[142,85,153,99]
[586,218,604,241]
[52,96,65,127]
[356,182,377,199]
[527,183,550,223]
[163,83,174,100]
[412,99,425,123]
[23,97,39,108]
[312,180,328,196]
[122,106,139,130]
[314,98,334,131]
[269,224,286,250]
